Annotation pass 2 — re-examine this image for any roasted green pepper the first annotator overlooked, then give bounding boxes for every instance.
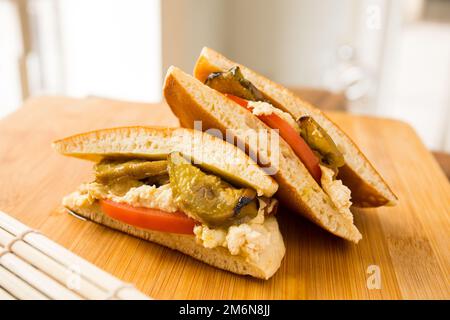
[205,66,265,102]
[298,116,345,169]
[95,159,168,184]
[168,152,258,227]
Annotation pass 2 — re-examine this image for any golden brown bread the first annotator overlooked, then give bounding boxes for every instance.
[193,47,397,207]
[53,126,278,197]
[64,201,285,280]
[54,126,285,279]
[164,66,362,243]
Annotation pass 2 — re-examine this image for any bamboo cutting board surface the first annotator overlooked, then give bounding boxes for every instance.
[0,96,448,300]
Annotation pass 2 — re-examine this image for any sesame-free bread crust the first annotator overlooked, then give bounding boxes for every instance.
[53,126,278,198]
[193,47,397,207]
[164,66,362,243]
[54,126,284,279]
[64,201,285,280]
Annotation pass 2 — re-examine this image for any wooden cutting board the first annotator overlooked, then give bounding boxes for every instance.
[0,96,448,300]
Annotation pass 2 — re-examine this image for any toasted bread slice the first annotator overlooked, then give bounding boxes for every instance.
[53,126,278,197]
[193,47,397,207]
[164,66,362,243]
[64,200,285,280]
[54,126,284,279]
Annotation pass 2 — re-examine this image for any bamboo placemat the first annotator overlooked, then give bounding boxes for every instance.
[0,210,150,300]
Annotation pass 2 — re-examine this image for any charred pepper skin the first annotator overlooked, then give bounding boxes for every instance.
[205,66,266,102]
[168,152,258,227]
[95,159,168,184]
[297,116,345,170]
[205,67,345,173]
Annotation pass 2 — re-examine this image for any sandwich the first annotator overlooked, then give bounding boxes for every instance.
[163,48,397,243]
[53,126,285,279]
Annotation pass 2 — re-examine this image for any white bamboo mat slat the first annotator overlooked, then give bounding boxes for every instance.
[0,286,16,300]
[0,210,150,300]
[0,265,47,300]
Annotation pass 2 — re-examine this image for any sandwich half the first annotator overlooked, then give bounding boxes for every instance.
[193,47,397,208]
[164,66,363,242]
[53,126,285,279]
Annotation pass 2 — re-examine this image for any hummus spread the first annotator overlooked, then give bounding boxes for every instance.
[63,179,275,262]
[320,165,353,222]
[248,101,301,134]
[193,198,273,263]
[194,223,271,263]
[62,181,178,213]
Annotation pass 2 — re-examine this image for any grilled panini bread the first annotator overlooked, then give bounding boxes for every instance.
[53,127,285,279]
[164,67,362,243]
[193,47,397,208]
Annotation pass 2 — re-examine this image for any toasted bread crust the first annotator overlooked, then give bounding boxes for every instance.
[53,126,278,197]
[63,202,285,280]
[164,66,362,243]
[194,47,397,207]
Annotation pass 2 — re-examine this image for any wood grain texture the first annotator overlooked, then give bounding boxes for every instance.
[0,96,448,299]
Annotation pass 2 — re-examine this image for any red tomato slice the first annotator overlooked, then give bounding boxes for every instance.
[100,200,196,235]
[225,94,321,183]
[225,94,249,108]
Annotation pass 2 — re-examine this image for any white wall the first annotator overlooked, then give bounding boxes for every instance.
[378,22,450,151]
[161,0,228,75]
[162,0,363,87]
[59,0,162,102]
[161,0,450,152]
[225,0,360,86]
[0,1,22,118]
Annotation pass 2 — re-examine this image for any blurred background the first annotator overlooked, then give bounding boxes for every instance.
[0,0,449,172]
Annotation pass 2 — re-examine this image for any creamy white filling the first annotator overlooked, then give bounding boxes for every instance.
[193,197,273,263]
[194,222,271,263]
[248,101,301,134]
[248,102,352,223]
[320,165,353,222]
[63,182,178,213]
[63,181,274,262]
